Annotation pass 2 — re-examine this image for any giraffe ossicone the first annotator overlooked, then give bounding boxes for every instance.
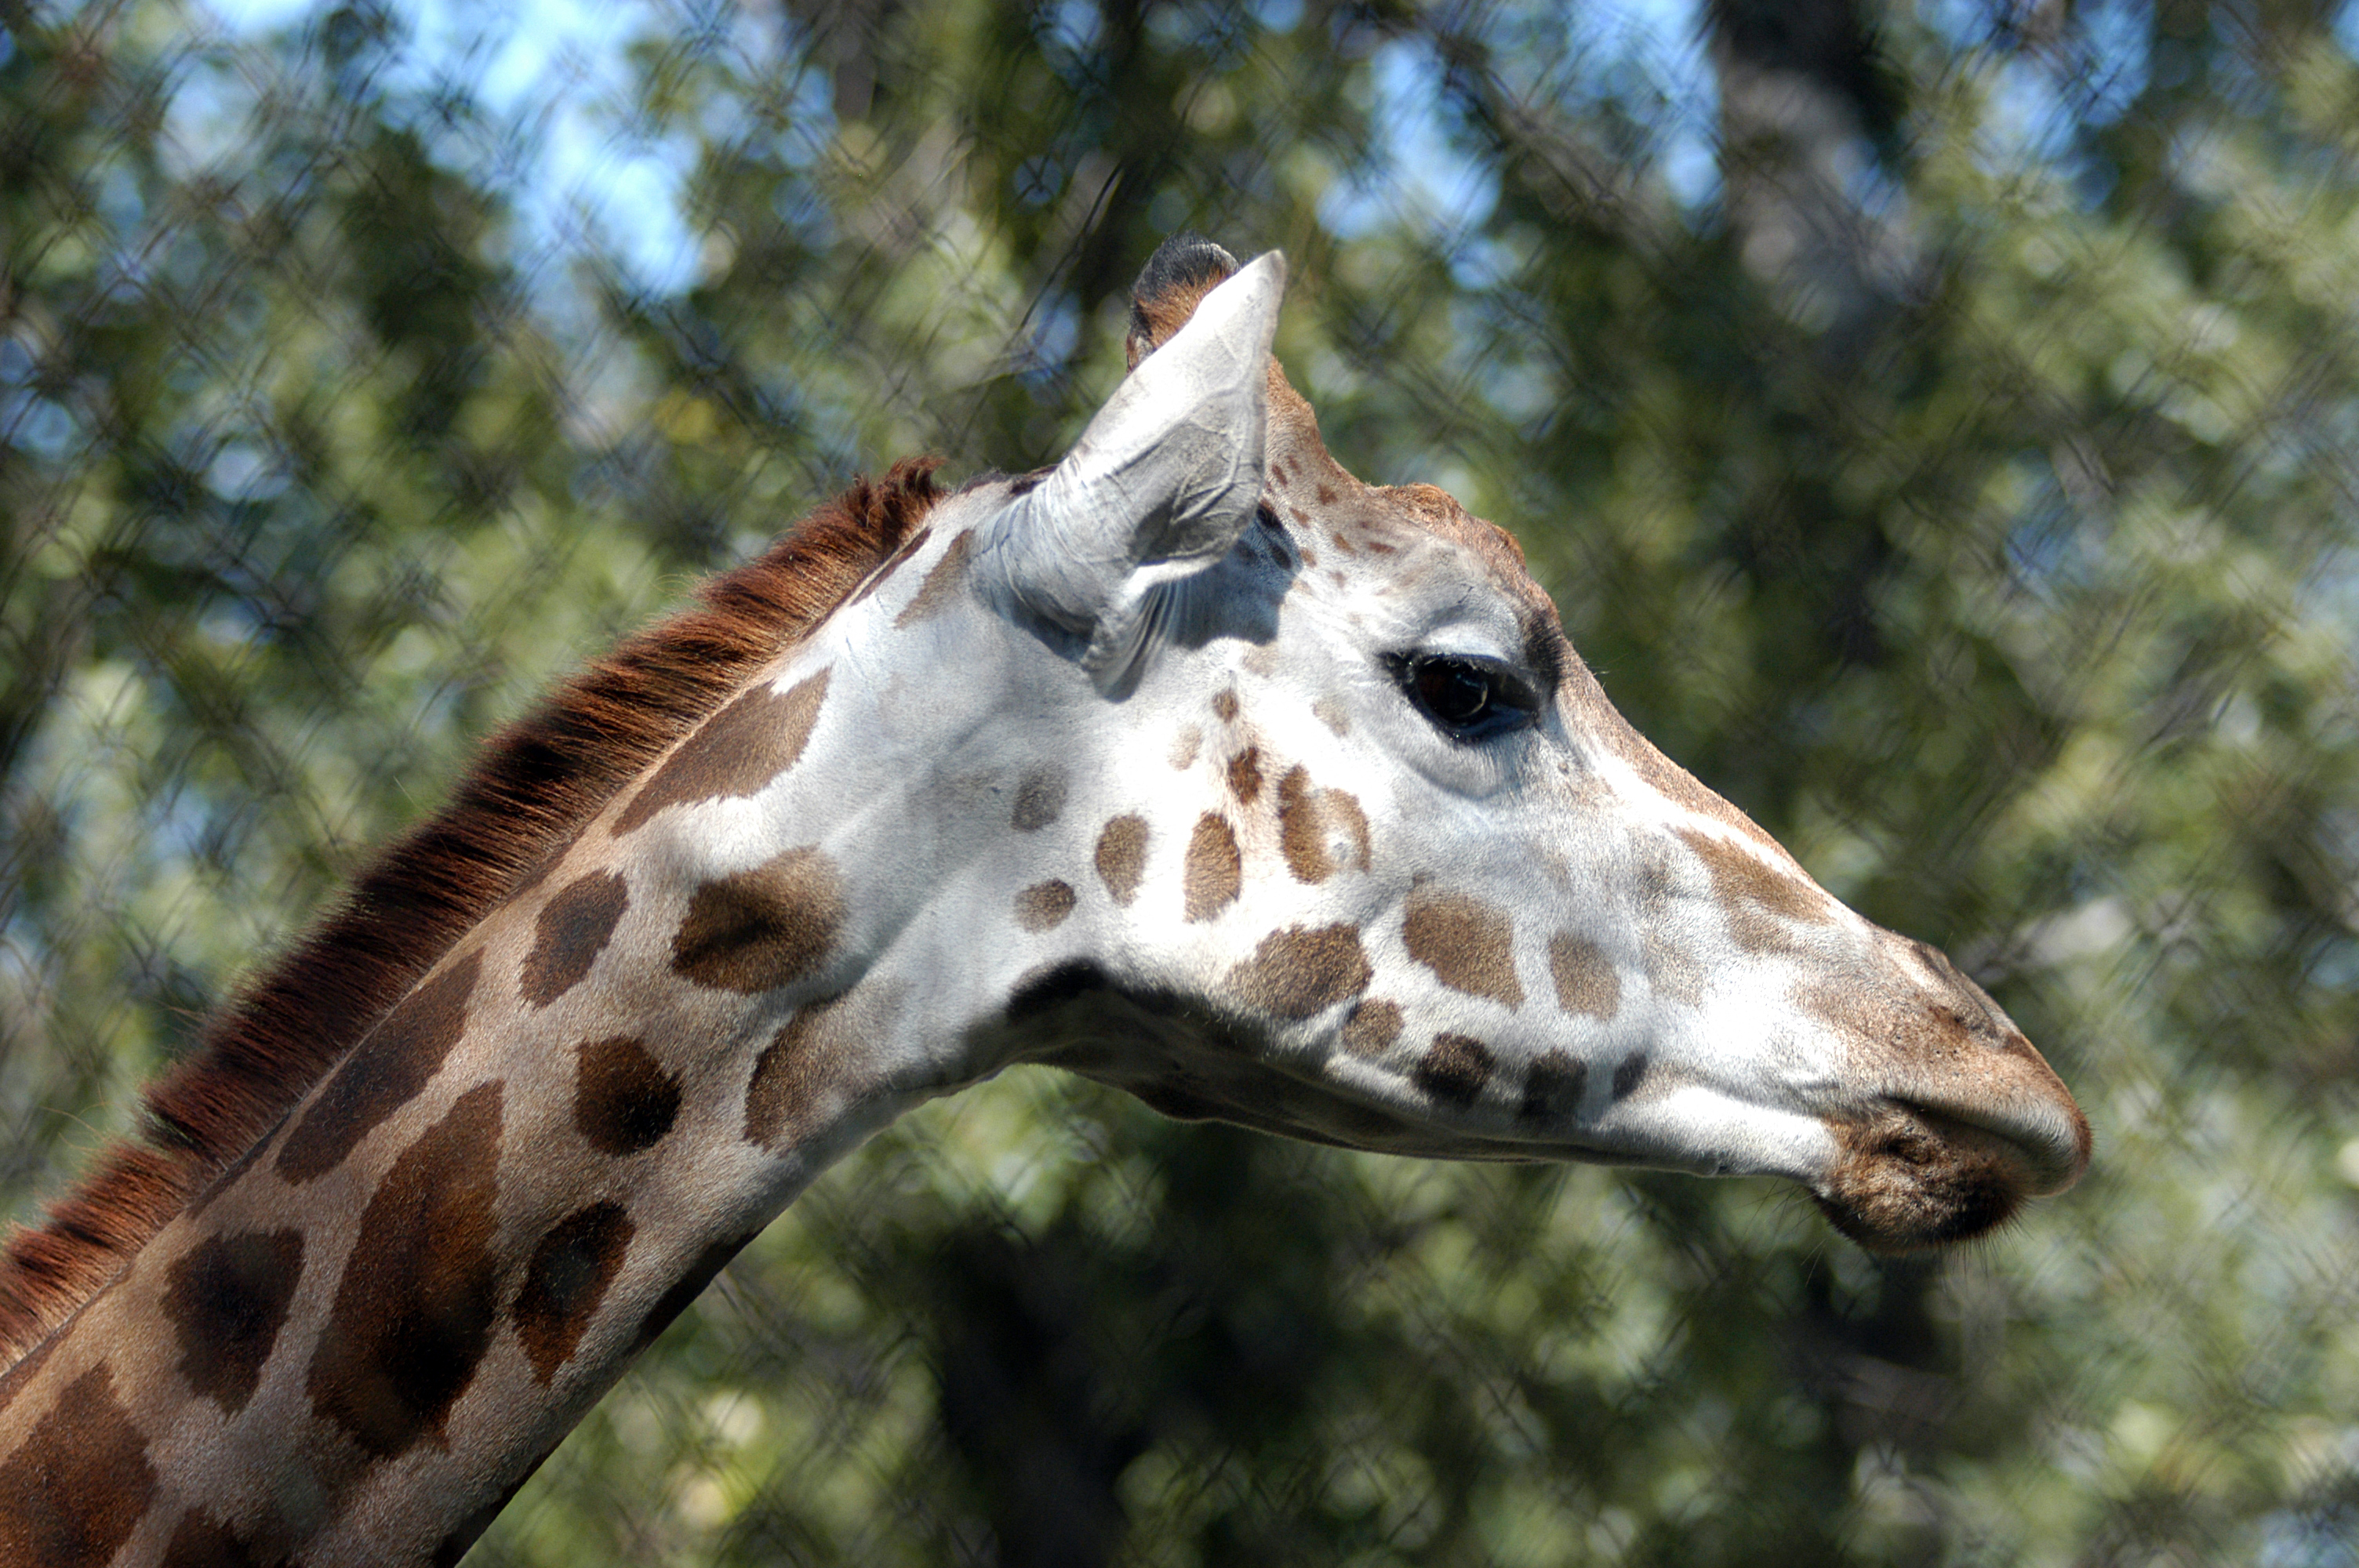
[0,235,2089,1566]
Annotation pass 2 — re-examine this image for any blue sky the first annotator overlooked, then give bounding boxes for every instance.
[197,0,1720,298]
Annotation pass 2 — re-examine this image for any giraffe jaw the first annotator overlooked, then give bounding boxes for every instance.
[1021,979,2081,1251]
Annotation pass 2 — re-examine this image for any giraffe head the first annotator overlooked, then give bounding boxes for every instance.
[672,238,2088,1252]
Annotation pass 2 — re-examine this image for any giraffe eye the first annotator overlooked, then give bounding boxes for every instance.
[1390,654,1538,741]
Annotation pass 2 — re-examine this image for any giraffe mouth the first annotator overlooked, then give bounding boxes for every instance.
[1811,1101,2074,1253]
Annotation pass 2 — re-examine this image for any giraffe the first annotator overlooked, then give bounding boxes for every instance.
[0,238,2088,1566]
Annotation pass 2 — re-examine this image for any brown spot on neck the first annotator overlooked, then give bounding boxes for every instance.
[1211,689,1239,724]
[0,1365,155,1568]
[1094,816,1148,904]
[671,847,846,993]
[1183,813,1242,922]
[892,528,976,627]
[160,1508,266,1568]
[1227,924,1372,1019]
[512,1201,635,1384]
[612,669,831,837]
[1401,889,1523,1008]
[572,1036,681,1156]
[743,993,859,1149]
[308,1080,506,1459]
[277,951,484,1184]
[520,869,630,1007]
[165,1228,305,1416]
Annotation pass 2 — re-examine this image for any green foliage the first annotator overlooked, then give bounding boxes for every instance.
[8,0,2359,1562]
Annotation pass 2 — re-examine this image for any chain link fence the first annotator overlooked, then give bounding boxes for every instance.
[7,0,2359,1562]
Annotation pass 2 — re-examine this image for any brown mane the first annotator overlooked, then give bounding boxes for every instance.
[0,459,944,1363]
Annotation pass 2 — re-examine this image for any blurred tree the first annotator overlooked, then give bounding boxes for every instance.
[8,0,2359,1563]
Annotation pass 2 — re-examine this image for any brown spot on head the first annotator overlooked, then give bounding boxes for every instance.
[1414,1034,1495,1108]
[1547,933,1621,1021]
[612,670,831,836]
[1226,747,1264,804]
[0,1365,156,1568]
[1012,767,1068,832]
[1124,234,1241,368]
[1094,815,1148,904]
[1401,888,1523,1007]
[1297,543,1319,568]
[165,1229,304,1416]
[572,1035,681,1157]
[278,951,483,1184]
[1183,812,1242,922]
[1227,924,1372,1019]
[520,869,630,1007]
[671,846,845,993]
[307,1081,504,1460]
[1278,767,1372,884]
[1316,484,1337,504]
[1520,1051,1587,1122]
[893,528,976,627]
[1169,726,1202,769]
[512,1200,635,1384]
[744,993,854,1149]
[1313,695,1350,736]
[1016,880,1078,932]
[1211,688,1240,724]
[1673,826,1831,950]
[1340,999,1403,1056]
[1612,1052,1649,1101]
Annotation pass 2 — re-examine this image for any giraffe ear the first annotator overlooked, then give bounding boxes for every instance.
[983,249,1283,692]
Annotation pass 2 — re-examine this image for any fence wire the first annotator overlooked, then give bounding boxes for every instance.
[6,0,2359,1563]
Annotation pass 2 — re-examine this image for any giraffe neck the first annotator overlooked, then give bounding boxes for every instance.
[0,683,973,1565]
